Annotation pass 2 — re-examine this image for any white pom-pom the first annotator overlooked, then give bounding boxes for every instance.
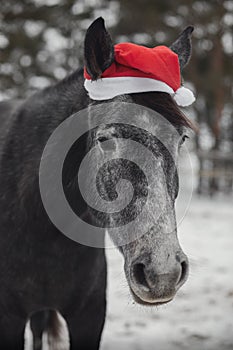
[173,86,196,107]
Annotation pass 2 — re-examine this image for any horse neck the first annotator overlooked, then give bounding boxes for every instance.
[51,68,89,121]
[0,67,90,213]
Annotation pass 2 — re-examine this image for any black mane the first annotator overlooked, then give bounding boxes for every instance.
[131,92,195,131]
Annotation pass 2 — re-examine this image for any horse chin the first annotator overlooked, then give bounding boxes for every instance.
[129,287,174,306]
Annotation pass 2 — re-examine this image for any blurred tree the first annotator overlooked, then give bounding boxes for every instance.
[0,0,119,98]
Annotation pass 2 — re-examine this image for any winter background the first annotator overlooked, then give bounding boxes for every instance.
[0,0,233,349]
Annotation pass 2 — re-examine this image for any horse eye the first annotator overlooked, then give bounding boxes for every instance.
[97,135,117,152]
[96,132,117,143]
[97,136,109,143]
[181,134,189,144]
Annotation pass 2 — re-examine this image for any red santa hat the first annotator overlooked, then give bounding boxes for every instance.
[84,43,195,107]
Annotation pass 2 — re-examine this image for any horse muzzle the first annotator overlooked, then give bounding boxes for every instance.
[127,253,189,306]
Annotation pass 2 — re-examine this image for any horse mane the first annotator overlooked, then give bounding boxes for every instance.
[130,92,196,131]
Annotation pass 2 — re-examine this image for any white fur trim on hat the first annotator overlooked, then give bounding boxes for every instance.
[173,86,196,107]
[84,77,195,107]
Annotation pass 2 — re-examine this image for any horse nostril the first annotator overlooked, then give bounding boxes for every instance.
[132,263,150,290]
[177,260,188,287]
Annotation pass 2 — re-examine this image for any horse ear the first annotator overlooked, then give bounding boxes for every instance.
[170,26,194,71]
[84,17,114,80]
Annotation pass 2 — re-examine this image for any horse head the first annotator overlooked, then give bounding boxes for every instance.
[83,18,195,306]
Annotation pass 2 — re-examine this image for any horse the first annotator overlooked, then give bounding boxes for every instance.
[0,17,194,350]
